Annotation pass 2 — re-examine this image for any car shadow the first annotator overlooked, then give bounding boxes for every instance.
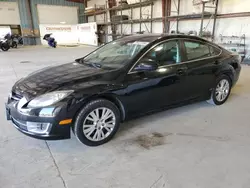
[117,100,213,138]
[116,84,246,138]
[47,86,245,152]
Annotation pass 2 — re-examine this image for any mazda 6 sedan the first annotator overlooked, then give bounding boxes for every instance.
[6,34,241,146]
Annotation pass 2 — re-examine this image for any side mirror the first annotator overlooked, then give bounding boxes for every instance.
[134,59,158,71]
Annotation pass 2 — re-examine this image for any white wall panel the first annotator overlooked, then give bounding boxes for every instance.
[78,22,98,46]
[87,15,105,23]
[171,0,214,15]
[37,5,78,24]
[171,0,250,33]
[39,24,78,45]
[86,0,108,24]
[0,26,11,38]
[116,0,162,19]
[172,0,250,16]
[152,22,163,33]
[88,16,95,23]
[0,2,20,25]
[218,0,250,14]
[87,0,106,7]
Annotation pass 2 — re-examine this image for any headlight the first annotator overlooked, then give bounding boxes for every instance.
[28,90,74,108]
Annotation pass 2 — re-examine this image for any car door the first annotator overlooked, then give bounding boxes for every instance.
[180,39,222,99]
[121,39,190,117]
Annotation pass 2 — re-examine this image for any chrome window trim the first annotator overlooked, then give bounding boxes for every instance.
[127,38,222,74]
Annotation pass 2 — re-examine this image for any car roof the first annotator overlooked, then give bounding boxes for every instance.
[117,33,209,43]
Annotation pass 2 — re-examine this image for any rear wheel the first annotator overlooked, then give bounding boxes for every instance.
[12,42,17,48]
[53,42,57,48]
[207,75,232,105]
[74,99,120,146]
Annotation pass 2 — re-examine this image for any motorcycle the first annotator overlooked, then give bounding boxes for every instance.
[11,34,23,46]
[0,38,10,51]
[43,34,57,48]
[4,33,17,48]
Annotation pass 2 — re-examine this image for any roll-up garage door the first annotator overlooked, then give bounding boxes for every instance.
[0,2,20,25]
[37,5,78,24]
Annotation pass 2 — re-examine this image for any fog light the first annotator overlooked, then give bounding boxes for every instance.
[26,122,51,134]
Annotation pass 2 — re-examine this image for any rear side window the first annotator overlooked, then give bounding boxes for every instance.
[209,46,221,56]
[184,41,211,61]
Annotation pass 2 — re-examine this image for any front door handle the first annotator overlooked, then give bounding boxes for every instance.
[177,67,187,75]
[214,60,220,65]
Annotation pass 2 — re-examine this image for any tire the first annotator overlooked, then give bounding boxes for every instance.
[1,43,10,51]
[12,42,17,48]
[207,75,232,105]
[74,99,121,146]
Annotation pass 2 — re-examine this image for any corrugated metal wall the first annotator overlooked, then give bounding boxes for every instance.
[1,0,84,45]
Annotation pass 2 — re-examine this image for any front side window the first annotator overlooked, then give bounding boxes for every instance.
[81,40,149,69]
[138,40,181,67]
[184,41,212,61]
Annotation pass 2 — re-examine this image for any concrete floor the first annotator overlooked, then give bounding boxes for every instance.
[1,46,250,188]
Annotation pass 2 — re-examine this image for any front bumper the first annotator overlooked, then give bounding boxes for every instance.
[6,100,71,140]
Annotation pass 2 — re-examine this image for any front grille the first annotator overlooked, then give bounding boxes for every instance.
[11,91,22,101]
[12,117,27,131]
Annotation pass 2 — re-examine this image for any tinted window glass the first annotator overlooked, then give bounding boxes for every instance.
[81,40,149,69]
[142,40,180,66]
[184,41,211,60]
[209,46,221,56]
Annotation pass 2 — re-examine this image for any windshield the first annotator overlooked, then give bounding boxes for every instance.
[81,40,149,69]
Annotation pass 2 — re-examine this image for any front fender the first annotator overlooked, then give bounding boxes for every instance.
[69,84,127,122]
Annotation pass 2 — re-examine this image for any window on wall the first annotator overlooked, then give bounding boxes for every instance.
[184,41,212,61]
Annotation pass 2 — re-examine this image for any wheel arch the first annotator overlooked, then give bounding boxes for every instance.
[216,65,235,84]
[73,93,126,125]
[96,94,126,121]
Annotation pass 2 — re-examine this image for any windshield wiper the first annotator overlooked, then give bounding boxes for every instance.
[90,62,102,68]
[75,58,102,68]
[75,58,83,63]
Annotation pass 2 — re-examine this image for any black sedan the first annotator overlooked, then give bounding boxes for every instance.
[6,34,241,146]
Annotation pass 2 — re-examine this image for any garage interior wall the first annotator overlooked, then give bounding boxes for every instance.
[86,0,163,42]
[169,0,250,61]
[86,0,250,60]
[0,0,84,45]
[0,1,20,25]
[37,5,79,25]
[31,0,84,44]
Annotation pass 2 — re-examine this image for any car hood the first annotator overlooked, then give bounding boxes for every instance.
[12,62,122,99]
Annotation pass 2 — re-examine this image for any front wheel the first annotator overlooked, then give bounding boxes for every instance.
[207,75,232,105]
[1,44,10,51]
[74,99,121,146]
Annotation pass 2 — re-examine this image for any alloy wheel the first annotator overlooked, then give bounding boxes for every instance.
[215,79,230,102]
[82,107,116,141]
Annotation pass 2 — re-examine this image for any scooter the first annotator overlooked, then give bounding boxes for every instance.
[0,38,10,51]
[43,34,57,48]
